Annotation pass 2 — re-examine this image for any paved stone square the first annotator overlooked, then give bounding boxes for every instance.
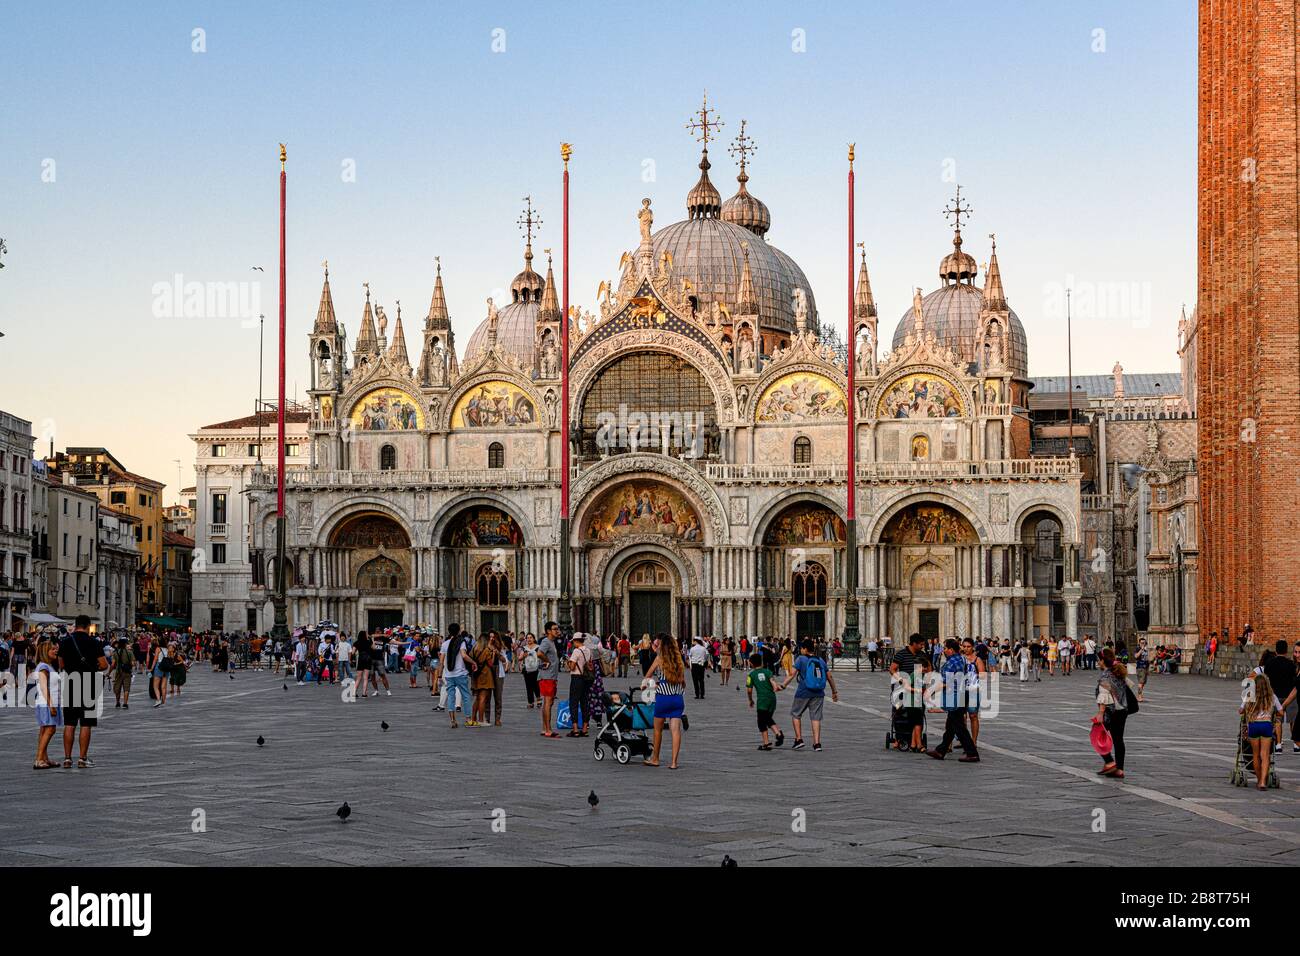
[3,663,1299,866]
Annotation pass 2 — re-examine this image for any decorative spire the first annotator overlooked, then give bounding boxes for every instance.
[354,282,378,353]
[539,249,561,322]
[518,195,541,269]
[854,243,877,319]
[387,301,410,366]
[721,119,770,237]
[685,92,724,219]
[982,233,1008,311]
[426,256,450,329]
[939,184,978,284]
[736,241,758,315]
[313,259,337,333]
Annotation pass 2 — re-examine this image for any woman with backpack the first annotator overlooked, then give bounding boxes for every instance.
[1094,646,1136,778]
[565,633,595,737]
[467,634,497,727]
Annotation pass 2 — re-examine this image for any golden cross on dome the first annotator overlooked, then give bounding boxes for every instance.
[728,119,756,173]
[943,184,973,233]
[686,91,724,149]
[517,196,542,245]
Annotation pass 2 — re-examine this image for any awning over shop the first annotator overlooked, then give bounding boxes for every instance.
[142,616,189,629]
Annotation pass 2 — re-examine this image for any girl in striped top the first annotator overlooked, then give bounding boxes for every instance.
[643,633,687,769]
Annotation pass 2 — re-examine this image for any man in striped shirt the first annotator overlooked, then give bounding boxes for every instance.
[889,633,927,752]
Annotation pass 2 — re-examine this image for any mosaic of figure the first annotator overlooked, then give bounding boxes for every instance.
[586,482,702,543]
[763,504,847,546]
[882,504,977,544]
[880,374,963,419]
[350,388,422,430]
[756,373,847,422]
[447,508,523,547]
[453,381,536,427]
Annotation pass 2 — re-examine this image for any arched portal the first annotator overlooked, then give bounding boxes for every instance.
[877,502,979,641]
[329,511,411,632]
[1020,509,1067,640]
[440,505,524,636]
[758,500,846,643]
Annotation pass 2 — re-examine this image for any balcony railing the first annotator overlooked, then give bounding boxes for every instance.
[706,457,1081,484]
[1082,494,1113,511]
[209,523,228,537]
[249,467,561,491]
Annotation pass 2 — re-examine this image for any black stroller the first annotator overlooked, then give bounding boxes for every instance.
[593,688,655,765]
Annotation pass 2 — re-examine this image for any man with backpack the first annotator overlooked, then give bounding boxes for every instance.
[111,636,135,708]
[776,639,838,752]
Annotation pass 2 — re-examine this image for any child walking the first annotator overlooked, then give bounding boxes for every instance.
[1242,672,1282,790]
[745,653,785,750]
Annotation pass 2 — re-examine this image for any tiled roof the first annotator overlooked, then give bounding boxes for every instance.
[1030,373,1182,397]
[163,531,195,548]
[200,411,311,430]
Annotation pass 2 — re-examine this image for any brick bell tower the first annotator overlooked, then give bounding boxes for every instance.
[1198,0,1300,643]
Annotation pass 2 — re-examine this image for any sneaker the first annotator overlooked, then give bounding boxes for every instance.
[1293,743,1300,754]
[791,739,805,750]
[774,731,785,748]
[757,744,772,751]
[958,755,981,763]
[813,743,823,752]
[386,690,392,697]
[1275,744,1284,754]
[152,702,163,708]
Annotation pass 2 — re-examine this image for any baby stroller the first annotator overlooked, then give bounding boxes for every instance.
[1230,712,1280,788]
[884,705,927,752]
[593,688,655,765]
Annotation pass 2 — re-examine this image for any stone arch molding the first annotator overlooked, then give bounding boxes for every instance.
[429,492,537,549]
[744,360,847,422]
[309,497,416,549]
[440,369,548,433]
[748,489,846,550]
[863,488,992,545]
[594,536,698,598]
[569,454,729,544]
[569,332,736,426]
[1011,499,1080,544]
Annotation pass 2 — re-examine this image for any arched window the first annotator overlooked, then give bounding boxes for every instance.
[792,562,827,607]
[488,442,505,469]
[380,444,396,470]
[793,436,812,464]
[579,352,717,457]
[477,565,508,606]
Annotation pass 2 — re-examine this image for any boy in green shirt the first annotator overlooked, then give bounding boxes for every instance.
[746,653,785,750]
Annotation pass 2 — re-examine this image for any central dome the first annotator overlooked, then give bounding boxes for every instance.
[649,217,817,335]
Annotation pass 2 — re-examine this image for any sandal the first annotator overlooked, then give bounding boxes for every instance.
[33,760,51,770]
[62,759,72,769]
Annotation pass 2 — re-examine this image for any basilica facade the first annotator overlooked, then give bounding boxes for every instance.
[243,125,1084,645]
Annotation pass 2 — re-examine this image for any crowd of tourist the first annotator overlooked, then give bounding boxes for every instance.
[5,616,1290,793]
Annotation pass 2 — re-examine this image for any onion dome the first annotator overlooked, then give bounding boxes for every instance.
[721,119,769,237]
[939,230,979,285]
[686,149,722,220]
[510,244,545,304]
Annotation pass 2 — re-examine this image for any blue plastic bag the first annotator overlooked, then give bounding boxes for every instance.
[555,700,572,729]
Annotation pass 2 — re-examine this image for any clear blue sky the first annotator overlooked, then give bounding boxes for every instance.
[0,0,1195,499]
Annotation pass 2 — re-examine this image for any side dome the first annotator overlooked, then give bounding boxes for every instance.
[465,300,538,366]
[891,283,1029,380]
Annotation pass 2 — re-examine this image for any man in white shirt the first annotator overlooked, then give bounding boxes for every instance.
[688,637,709,699]
[866,638,879,672]
[337,636,353,684]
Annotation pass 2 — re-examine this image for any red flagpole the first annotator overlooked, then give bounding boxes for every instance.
[846,146,855,521]
[277,146,287,519]
[558,143,573,636]
[560,148,571,520]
